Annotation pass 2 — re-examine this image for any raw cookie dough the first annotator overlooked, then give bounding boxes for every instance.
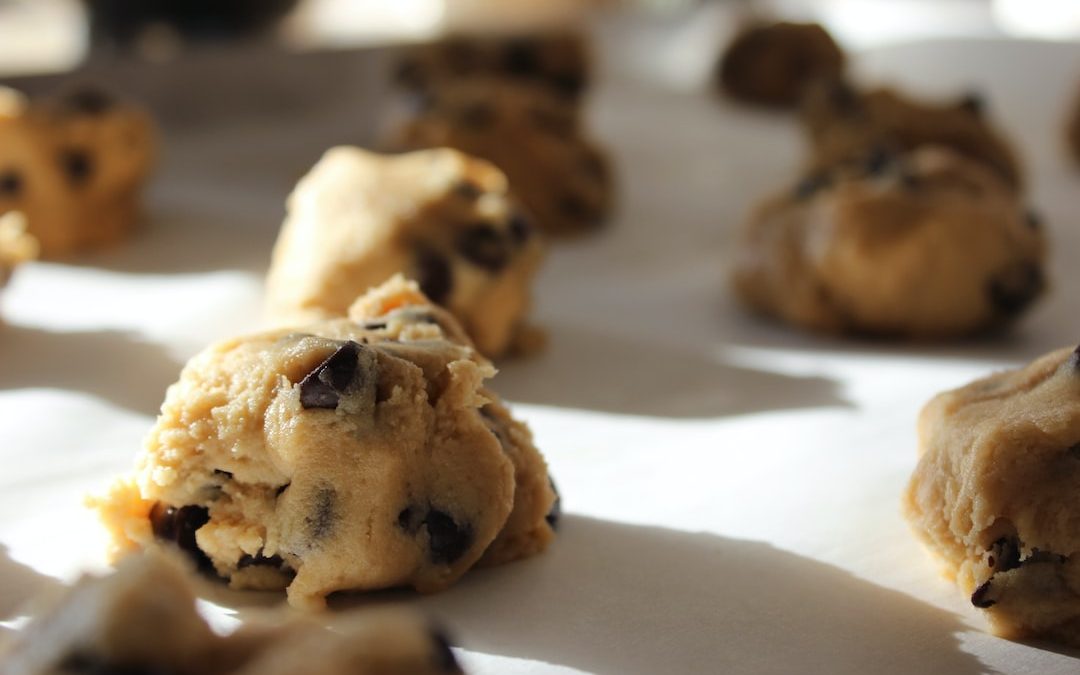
[0,211,38,291]
[0,552,466,674]
[903,345,1080,645]
[715,21,845,108]
[94,276,557,610]
[265,146,544,359]
[731,146,1045,338]
[800,81,1022,188]
[391,79,613,237]
[395,31,590,102]
[0,86,156,257]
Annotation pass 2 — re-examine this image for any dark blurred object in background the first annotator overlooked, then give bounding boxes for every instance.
[83,0,300,49]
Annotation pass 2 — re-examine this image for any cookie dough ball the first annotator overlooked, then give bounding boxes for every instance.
[395,31,590,102]
[95,276,557,610]
[904,345,1080,645]
[0,211,38,290]
[731,147,1045,338]
[393,79,613,236]
[716,22,845,108]
[0,86,156,258]
[1,552,467,674]
[801,81,1022,188]
[266,146,544,359]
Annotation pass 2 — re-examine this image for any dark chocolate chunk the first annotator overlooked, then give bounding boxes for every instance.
[988,262,1044,317]
[59,148,94,186]
[305,487,338,540]
[415,248,453,305]
[429,625,463,673]
[502,39,540,76]
[302,486,334,540]
[988,537,1021,572]
[1024,210,1042,231]
[958,92,985,117]
[546,476,561,529]
[362,320,387,331]
[425,508,472,565]
[457,224,510,272]
[299,341,362,410]
[0,170,22,197]
[794,172,831,200]
[149,503,212,572]
[508,213,533,245]
[61,88,115,115]
[453,180,481,200]
[459,102,496,130]
[970,579,996,608]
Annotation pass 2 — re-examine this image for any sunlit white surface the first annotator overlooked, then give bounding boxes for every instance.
[993,0,1080,40]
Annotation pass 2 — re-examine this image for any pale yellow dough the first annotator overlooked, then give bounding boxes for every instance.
[904,345,1080,645]
[266,146,544,359]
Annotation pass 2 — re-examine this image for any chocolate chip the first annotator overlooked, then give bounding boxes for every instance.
[213,469,233,479]
[59,148,93,186]
[508,213,533,244]
[61,88,114,115]
[429,625,463,673]
[862,146,893,176]
[453,181,481,200]
[1024,210,1042,230]
[794,172,831,200]
[546,476,561,529]
[149,503,212,572]
[398,506,417,532]
[305,487,337,540]
[457,224,510,272]
[989,537,1021,572]
[299,341,363,410]
[988,263,1044,317]
[459,102,495,130]
[61,651,172,675]
[415,248,453,305]
[551,71,585,99]
[970,579,996,608]
[275,483,290,497]
[503,39,540,76]
[958,92,984,117]
[362,320,387,331]
[0,170,22,197]
[425,509,472,565]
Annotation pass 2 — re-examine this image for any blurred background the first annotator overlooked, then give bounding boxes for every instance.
[1,0,1079,78]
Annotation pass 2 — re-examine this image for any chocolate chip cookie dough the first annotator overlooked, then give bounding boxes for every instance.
[391,79,613,236]
[904,345,1080,645]
[1,552,466,674]
[731,146,1045,337]
[266,146,544,359]
[0,86,156,258]
[0,211,37,291]
[800,81,1022,188]
[94,277,557,610]
[395,31,590,102]
[716,22,846,108]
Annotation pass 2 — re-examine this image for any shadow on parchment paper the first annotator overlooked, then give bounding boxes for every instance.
[495,323,848,418]
[0,543,62,638]
[0,326,182,416]
[298,517,991,675]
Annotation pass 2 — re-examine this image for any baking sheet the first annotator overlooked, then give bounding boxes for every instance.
[2,12,1080,674]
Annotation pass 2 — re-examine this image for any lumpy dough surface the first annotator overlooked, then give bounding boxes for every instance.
[903,345,1080,645]
[716,22,845,108]
[731,146,1045,338]
[0,211,37,290]
[0,86,156,258]
[266,146,544,359]
[394,31,590,102]
[392,79,613,237]
[800,81,1022,188]
[95,277,556,610]
[0,552,466,674]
